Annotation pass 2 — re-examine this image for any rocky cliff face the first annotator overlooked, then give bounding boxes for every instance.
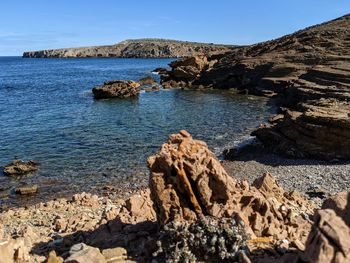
[22,39,234,58]
[160,14,350,160]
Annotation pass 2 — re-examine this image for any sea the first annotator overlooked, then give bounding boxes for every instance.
[0,56,273,207]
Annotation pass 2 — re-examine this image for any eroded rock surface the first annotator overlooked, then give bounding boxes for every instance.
[92,80,140,99]
[148,131,315,247]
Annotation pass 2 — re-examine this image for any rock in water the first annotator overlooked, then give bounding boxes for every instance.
[138,76,157,86]
[3,160,38,177]
[148,130,315,247]
[15,185,38,195]
[92,80,140,99]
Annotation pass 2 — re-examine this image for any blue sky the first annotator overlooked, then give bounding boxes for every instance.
[0,0,349,55]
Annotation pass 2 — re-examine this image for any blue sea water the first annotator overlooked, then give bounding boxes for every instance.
[0,57,273,206]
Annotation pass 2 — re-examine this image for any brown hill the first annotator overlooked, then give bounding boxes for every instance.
[160,14,350,160]
[22,38,234,58]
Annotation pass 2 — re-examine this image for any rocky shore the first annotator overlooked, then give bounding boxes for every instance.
[158,14,350,160]
[1,131,349,263]
[22,39,234,58]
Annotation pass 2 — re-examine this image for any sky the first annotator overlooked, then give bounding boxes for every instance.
[0,0,349,55]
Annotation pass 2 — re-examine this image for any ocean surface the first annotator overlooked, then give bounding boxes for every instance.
[0,56,273,207]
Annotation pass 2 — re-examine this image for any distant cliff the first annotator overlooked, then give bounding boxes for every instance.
[22,39,235,58]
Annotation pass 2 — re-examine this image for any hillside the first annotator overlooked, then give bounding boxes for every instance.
[22,38,235,58]
[160,14,350,160]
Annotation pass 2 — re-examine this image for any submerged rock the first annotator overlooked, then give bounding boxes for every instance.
[15,184,38,195]
[3,160,38,177]
[92,80,140,99]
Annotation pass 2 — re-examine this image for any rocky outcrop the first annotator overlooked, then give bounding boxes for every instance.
[92,80,140,99]
[23,39,234,58]
[148,131,315,246]
[159,14,350,159]
[3,160,38,177]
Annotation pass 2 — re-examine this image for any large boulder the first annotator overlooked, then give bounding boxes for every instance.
[3,160,38,177]
[92,80,140,99]
[147,130,314,246]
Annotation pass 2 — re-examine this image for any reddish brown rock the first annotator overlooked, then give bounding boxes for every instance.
[92,80,140,99]
[322,191,350,226]
[304,209,350,263]
[148,131,314,246]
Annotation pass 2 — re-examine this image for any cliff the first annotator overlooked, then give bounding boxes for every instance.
[159,14,350,160]
[22,38,235,58]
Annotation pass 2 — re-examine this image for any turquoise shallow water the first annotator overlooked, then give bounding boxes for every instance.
[0,57,273,206]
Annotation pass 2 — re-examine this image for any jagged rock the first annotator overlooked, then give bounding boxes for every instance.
[65,243,107,263]
[304,209,350,263]
[15,184,38,195]
[92,80,140,99]
[3,160,38,177]
[148,131,314,247]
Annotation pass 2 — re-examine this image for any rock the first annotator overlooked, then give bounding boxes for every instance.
[15,184,38,195]
[148,131,314,246]
[102,247,130,263]
[92,80,140,99]
[3,160,38,177]
[0,241,14,263]
[47,250,64,263]
[65,243,107,263]
[304,209,350,263]
[322,191,350,226]
[138,76,157,86]
[23,39,234,58]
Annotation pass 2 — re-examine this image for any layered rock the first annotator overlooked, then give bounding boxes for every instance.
[159,14,350,159]
[23,39,234,58]
[147,131,315,246]
[3,160,38,177]
[92,80,140,99]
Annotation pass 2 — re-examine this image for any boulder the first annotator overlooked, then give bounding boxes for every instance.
[3,160,38,177]
[65,243,107,263]
[92,80,140,99]
[148,131,314,246]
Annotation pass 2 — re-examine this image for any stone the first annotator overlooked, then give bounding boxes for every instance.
[15,184,38,195]
[138,76,157,86]
[0,241,14,263]
[92,80,140,99]
[322,191,350,226]
[65,243,107,263]
[3,160,38,177]
[47,250,64,263]
[102,247,128,263]
[304,209,350,263]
